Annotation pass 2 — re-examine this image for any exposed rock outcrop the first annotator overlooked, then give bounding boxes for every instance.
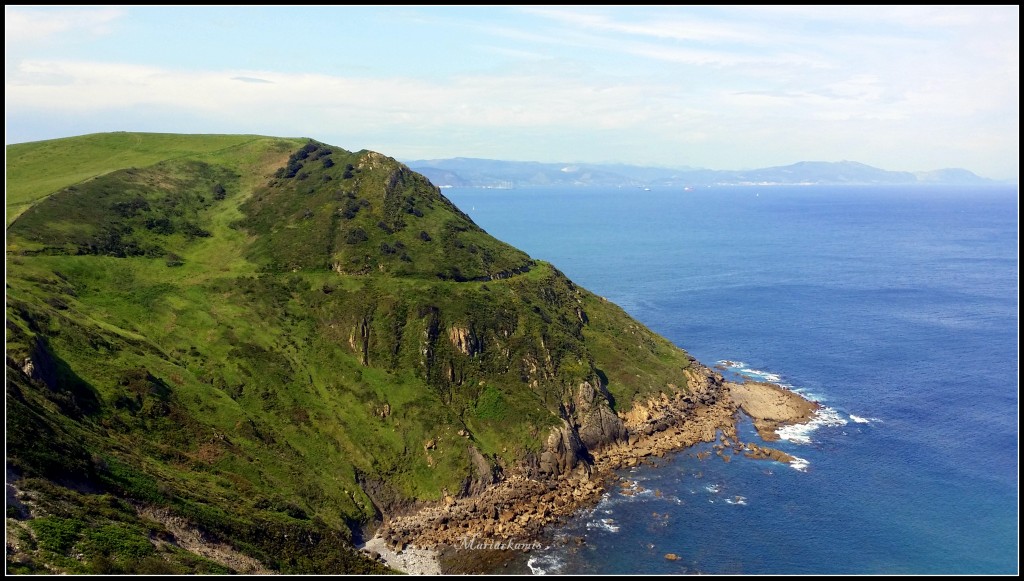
[574,379,627,450]
[374,361,747,552]
[729,380,820,440]
[368,359,822,562]
[537,376,629,477]
[20,337,58,391]
[448,325,481,357]
[462,446,502,497]
[539,421,589,477]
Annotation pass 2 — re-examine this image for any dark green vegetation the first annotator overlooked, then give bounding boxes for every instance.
[5,132,694,573]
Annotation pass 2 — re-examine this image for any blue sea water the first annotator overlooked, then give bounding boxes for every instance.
[444,185,1019,575]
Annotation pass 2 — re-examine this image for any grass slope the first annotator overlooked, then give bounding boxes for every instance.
[5,132,296,226]
[5,133,694,574]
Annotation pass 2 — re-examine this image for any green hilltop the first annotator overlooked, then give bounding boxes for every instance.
[5,132,695,574]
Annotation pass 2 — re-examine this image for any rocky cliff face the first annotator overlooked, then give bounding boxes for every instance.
[621,363,724,436]
[537,359,725,478]
[374,359,735,552]
[538,378,626,477]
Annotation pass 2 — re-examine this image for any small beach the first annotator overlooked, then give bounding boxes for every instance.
[359,536,441,576]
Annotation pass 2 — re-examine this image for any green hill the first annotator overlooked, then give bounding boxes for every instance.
[5,133,695,574]
[4,132,285,226]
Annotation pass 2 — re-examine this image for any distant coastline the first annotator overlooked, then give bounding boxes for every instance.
[407,158,1002,190]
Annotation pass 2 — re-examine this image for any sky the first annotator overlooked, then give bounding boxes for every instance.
[4,5,1020,180]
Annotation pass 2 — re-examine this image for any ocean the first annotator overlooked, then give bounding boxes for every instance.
[444,185,1019,575]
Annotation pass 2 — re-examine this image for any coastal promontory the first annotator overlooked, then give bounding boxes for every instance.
[6,132,819,574]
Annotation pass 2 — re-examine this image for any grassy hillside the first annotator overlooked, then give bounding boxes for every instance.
[5,132,294,226]
[5,133,694,574]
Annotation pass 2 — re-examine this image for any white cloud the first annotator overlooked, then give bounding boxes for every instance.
[4,7,123,45]
[2,6,1018,179]
[5,60,667,131]
[4,56,1017,178]
[621,42,829,69]
[735,5,1012,29]
[520,6,763,44]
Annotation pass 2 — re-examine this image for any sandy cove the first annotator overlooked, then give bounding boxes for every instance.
[362,371,820,574]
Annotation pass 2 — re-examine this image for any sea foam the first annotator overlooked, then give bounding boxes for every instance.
[586,518,621,533]
[527,554,564,575]
[717,360,784,383]
[776,406,847,444]
[788,456,810,472]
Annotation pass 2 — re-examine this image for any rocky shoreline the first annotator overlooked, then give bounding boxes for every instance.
[363,362,820,574]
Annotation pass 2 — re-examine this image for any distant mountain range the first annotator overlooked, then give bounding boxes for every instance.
[405,158,996,188]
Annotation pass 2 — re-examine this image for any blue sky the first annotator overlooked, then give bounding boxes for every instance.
[4,6,1019,179]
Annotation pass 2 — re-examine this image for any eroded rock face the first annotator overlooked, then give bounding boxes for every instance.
[369,361,820,555]
[20,358,36,381]
[537,377,632,477]
[374,363,737,551]
[349,318,370,365]
[620,364,725,437]
[358,151,391,171]
[574,380,627,450]
[462,445,501,497]
[448,326,481,357]
[21,337,58,390]
[578,404,627,450]
[539,421,588,476]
